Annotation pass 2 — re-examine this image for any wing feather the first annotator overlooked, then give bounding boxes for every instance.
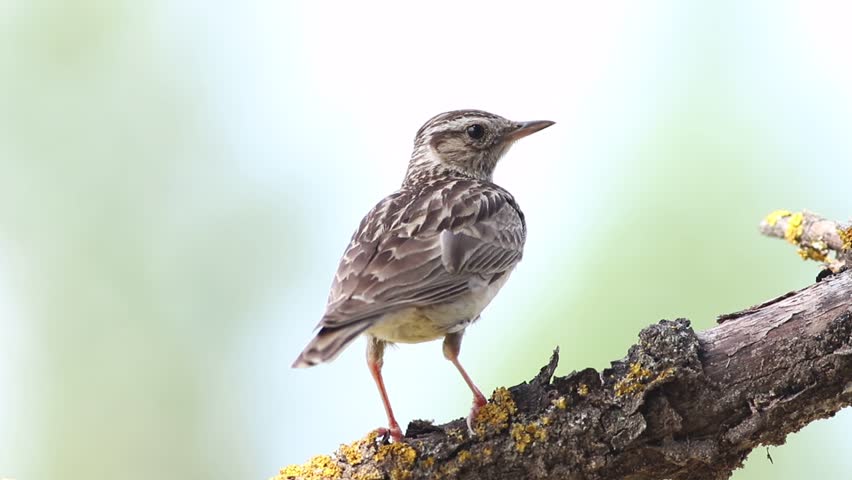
[319,179,525,329]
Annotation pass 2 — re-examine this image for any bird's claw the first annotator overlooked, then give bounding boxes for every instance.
[373,424,404,443]
[465,394,489,435]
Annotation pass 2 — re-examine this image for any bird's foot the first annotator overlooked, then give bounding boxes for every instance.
[465,393,489,435]
[373,423,404,443]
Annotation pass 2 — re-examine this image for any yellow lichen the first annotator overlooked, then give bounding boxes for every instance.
[784,212,804,244]
[389,469,411,480]
[474,387,517,435]
[510,421,547,453]
[374,441,417,480]
[446,427,466,442]
[364,430,380,444]
[483,446,493,458]
[765,210,792,227]
[552,396,568,410]
[438,450,471,478]
[336,436,370,467]
[614,362,652,397]
[797,245,828,262]
[275,454,343,480]
[577,384,590,397]
[839,226,852,251]
[421,456,435,469]
[375,442,417,466]
[351,468,383,480]
[615,365,677,397]
[438,462,460,477]
[656,367,676,381]
[510,424,531,453]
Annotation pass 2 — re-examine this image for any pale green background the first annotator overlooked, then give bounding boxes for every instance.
[1,1,851,479]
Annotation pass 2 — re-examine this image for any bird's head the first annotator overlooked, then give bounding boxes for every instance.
[405,110,554,183]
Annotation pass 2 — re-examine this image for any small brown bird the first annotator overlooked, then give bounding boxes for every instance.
[292,109,554,442]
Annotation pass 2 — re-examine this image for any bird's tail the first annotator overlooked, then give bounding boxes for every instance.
[291,321,372,368]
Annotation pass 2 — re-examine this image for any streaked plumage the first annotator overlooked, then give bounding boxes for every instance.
[292,109,554,441]
[295,178,524,364]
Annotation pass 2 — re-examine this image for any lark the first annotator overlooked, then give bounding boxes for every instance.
[292,110,554,441]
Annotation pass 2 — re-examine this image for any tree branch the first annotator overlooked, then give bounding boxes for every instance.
[758,209,851,272]
[278,213,852,480]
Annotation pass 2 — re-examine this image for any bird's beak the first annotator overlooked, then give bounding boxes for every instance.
[504,120,555,142]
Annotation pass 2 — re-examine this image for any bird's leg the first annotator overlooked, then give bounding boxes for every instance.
[443,331,487,433]
[366,336,403,442]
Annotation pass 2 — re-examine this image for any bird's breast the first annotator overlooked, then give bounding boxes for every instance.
[367,271,512,344]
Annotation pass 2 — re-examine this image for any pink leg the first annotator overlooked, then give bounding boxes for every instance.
[367,337,403,442]
[443,331,487,432]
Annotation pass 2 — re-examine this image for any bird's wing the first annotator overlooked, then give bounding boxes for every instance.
[319,180,526,329]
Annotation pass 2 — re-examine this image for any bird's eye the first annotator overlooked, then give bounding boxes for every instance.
[466,124,485,140]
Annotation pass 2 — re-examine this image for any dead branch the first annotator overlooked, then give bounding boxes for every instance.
[758,209,851,272]
[277,212,852,480]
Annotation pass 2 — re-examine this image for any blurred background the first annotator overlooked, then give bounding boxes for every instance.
[1,1,851,479]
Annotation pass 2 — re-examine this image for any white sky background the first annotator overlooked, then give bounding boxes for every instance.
[2,1,852,478]
[0,247,27,473]
[219,1,852,472]
[218,1,675,470]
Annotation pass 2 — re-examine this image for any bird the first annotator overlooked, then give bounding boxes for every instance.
[292,109,554,442]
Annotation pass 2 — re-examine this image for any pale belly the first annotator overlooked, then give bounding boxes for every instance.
[367,272,512,344]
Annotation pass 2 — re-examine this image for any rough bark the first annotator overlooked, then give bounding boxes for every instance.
[758,209,851,273]
[277,213,852,480]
